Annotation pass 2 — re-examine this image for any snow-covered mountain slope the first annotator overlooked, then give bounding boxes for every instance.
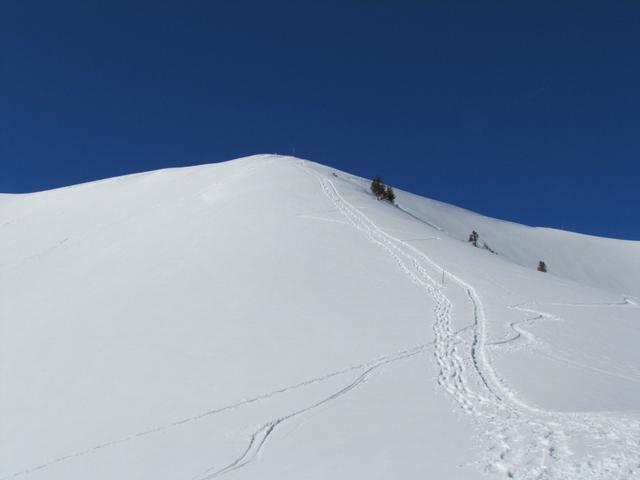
[394,191,640,298]
[1,155,639,480]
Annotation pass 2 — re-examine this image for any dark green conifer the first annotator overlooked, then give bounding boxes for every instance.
[383,185,395,203]
[370,176,385,199]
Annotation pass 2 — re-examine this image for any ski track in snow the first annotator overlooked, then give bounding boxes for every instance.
[6,161,639,480]
[486,301,640,384]
[2,340,438,480]
[191,345,430,480]
[299,162,640,480]
[395,203,446,232]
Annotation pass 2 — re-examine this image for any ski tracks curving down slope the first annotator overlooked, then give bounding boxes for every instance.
[300,162,640,480]
[191,343,432,480]
[1,341,434,480]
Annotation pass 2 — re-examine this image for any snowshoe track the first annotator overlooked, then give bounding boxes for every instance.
[301,162,640,480]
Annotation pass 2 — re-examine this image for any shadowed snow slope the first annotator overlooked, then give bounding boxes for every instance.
[1,155,639,480]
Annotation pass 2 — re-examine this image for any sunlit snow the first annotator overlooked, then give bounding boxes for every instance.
[2,155,639,479]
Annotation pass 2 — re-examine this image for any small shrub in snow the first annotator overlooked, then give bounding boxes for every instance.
[538,261,547,273]
[468,230,479,247]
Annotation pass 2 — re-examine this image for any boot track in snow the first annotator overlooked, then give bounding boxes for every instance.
[300,162,640,480]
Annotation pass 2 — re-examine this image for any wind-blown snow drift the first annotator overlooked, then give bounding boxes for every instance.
[1,155,639,480]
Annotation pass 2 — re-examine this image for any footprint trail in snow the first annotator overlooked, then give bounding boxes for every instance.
[301,162,640,480]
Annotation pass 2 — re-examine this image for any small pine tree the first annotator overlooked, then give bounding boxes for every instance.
[537,261,547,273]
[370,176,385,199]
[370,176,379,195]
[468,230,479,247]
[383,185,395,203]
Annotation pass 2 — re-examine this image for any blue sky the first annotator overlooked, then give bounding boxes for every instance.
[1,1,638,239]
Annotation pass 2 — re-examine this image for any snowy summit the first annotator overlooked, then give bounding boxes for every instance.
[2,154,639,480]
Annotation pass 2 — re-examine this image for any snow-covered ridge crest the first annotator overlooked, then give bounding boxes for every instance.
[7,153,637,294]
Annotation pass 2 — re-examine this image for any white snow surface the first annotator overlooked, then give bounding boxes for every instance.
[1,154,639,480]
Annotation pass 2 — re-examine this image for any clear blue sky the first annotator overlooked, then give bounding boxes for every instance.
[2,1,638,239]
